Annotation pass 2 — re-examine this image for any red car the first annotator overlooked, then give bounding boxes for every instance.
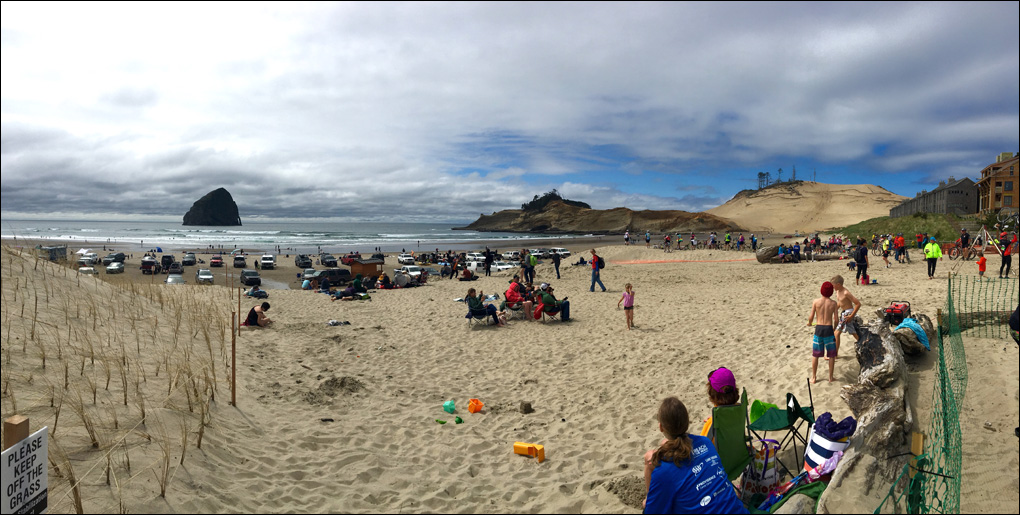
[341,252,362,265]
[210,255,224,267]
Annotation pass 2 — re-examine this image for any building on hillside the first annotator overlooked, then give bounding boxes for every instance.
[889,177,979,218]
[976,152,1018,214]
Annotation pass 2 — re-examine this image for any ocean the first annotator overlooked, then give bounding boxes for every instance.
[0,219,591,254]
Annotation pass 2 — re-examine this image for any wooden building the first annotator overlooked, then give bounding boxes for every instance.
[976,152,1018,214]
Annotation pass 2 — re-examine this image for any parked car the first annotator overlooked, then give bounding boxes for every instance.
[421,266,441,278]
[161,255,176,269]
[165,274,186,285]
[397,253,415,265]
[492,261,515,272]
[195,268,214,285]
[502,250,522,262]
[319,253,338,267]
[294,254,313,268]
[78,266,98,275]
[233,256,247,268]
[166,262,184,275]
[140,256,159,274]
[550,248,571,258]
[371,253,385,261]
[260,254,276,270]
[77,252,99,266]
[465,252,486,262]
[394,265,423,279]
[239,269,262,286]
[106,262,125,274]
[302,268,318,280]
[341,252,362,265]
[102,252,126,266]
[311,268,352,285]
[181,253,197,266]
[210,255,224,267]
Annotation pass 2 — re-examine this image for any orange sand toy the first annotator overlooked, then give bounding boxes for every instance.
[513,442,545,463]
[468,398,484,413]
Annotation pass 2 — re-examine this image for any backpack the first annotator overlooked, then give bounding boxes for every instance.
[855,246,867,263]
[597,256,606,269]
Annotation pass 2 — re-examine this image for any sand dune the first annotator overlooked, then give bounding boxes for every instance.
[0,244,1014,513]
[707,181,907,234]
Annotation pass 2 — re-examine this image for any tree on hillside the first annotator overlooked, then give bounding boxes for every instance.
[521,190,591,211]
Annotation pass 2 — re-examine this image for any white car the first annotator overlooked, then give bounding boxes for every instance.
[502,250,522,262]
[397,253,416,265]
[165,274,186,285]
[78,266,98,275]
[492,261,515,272]
[550,248,571,258]
[465,252,486,262]
[394,265,423,278]
[195,268,214,284]
[260,255,276,270]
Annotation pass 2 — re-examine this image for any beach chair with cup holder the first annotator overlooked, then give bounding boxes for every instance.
[536,304,560,322]
[503,301,528,321]
[712,390,754,496]
[745,380,815,479]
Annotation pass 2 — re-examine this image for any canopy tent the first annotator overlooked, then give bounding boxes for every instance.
[75,248,91,255]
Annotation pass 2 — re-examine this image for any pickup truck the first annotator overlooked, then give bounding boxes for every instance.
[319,254,339,267]
[393,265,423,279]
[397,253,416,265]
[341,252,362,265]
[294,254,312,268]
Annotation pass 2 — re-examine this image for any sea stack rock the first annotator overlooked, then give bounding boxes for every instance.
[182,188,242,226]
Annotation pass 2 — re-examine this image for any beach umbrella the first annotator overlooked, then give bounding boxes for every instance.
[156,247,163,253]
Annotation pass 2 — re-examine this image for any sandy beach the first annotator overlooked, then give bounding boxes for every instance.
[1,242,1016,513]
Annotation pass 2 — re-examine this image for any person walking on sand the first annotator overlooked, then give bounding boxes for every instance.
[618,283,636,330]
[924,237,943,279]
[830,275,861,357]
[999,231,1016,279]
[625,230,631,246]
[808,281,839,383]
[589,249,606,292]
[976,251,987,280]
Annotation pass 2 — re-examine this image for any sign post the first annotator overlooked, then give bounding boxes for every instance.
[1,425,48,514]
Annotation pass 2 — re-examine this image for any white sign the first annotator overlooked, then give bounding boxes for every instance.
[1,427,48,515]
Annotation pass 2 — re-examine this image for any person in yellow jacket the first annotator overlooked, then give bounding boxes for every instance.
[924,237,943,280]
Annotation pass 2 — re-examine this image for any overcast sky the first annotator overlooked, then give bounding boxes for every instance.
[2,1,1018,223]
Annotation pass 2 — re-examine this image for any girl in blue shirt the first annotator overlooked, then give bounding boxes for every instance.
[642,397,747,514]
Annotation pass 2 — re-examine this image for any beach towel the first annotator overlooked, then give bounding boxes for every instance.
[803,413,855,472]
[895,318,930,351]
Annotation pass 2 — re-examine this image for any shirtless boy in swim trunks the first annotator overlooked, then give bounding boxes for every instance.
[830,275,861,357]
[808,281,839,383]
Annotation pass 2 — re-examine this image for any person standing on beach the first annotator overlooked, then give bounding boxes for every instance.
[552,251,561,279]
[923,237,942,279]
[853,242,868,284]
[645,231,651,248]
[618,283,635,330]
[625,230,631,246]
[830,275,861,357]
[589,249,606,292]
[999,231,1016,279]
[808,281,839,383]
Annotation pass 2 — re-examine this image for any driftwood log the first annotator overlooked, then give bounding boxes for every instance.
[756,245,779,264]
[816,317,914,514]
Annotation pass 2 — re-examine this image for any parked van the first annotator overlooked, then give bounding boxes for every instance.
[260,254,276,270]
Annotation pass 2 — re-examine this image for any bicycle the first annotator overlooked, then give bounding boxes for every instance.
[996,207,1018,229]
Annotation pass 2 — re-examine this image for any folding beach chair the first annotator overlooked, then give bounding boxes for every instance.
[503,301,527,321]
[712,391,753,490]
[466,309,492,327]
[746,380,815,479]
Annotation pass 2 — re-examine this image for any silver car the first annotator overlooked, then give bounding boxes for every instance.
[195,268,214,284]
[165,274,186,285]
[105,262,125,274]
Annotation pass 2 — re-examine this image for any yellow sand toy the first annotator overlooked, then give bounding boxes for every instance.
[513,442,545,463]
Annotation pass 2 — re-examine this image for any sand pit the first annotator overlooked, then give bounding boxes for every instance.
[1,243,1015,513]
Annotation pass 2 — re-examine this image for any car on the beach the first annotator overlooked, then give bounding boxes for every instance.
[502,250,522,262]
[394,265,423,279]
[239,269,261,286]
[165,274,186,285]
[302,268,317,280]
[77,252,99,267]
[140,256,159,274]
[550,248,571,258]
[77,266,98,276]
[181,253,197,266]
[106,262,125,274]
[294,254,312,268]
[319,253,339,267]
[161,255,176,270]
[311,268,351,285]
[233,256,247,268]
[371,253,386,261]
[195,268,214,285]
[102,252,126,266]
[492,261,515,272]
[397,253,415,265]
[529,248,552,259]
[464,252,486,262]
[210,255,224,267]
[166,262,184,275]
[260,254,276,270]
[341,252,362,265]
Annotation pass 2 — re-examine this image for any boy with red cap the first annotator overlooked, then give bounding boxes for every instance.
[808,281,839,383]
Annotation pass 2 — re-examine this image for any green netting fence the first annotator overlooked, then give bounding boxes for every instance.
[876,273,989,514]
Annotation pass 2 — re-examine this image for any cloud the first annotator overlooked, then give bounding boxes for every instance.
[1,2,1017,222]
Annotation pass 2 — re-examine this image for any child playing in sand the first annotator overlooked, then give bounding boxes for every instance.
[698,367,739,443]
[976,251,987,280]
[830,275,861,357]
[618,283,635,330]
[642,397,748,514]
[808,282,839,383]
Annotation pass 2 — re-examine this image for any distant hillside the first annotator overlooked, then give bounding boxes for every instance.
[706,181,907,234]
[458,199,744,234]
[835,213,965,243]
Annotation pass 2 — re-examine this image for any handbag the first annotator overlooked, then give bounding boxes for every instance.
[744,439,782,495]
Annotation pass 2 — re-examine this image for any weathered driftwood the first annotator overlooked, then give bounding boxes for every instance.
[756,245,779,264]
[870,310,937,356]
[817,318,913,514]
